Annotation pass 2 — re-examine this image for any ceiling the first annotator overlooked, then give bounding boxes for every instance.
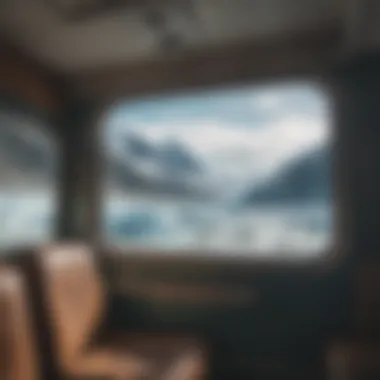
[0,0,344,73]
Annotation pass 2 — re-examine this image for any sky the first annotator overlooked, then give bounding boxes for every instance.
[104,81,331,192]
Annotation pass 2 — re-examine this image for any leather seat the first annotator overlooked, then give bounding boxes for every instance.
[0,265,39,380]
[31,243,207,380]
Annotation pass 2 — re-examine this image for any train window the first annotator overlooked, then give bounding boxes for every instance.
[102,81,333,258]
[0,108,57,248]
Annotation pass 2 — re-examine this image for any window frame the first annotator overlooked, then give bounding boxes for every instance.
[91,75,347,272]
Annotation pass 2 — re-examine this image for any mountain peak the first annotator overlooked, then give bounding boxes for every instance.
[242,145,331,205]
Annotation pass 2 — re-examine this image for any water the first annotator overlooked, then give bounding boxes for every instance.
[104,198,333,257]
[0,193,332,258]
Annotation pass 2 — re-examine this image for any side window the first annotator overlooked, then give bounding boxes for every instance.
[101,81,333,259]
[0,108,57,247]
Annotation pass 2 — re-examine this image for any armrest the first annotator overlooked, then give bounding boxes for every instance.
[162,350,207,380]
[65,349,149,380]
[99,333,208,380]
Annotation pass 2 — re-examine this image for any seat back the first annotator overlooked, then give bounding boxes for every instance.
[36,244,106,369]
[0,265,39,380]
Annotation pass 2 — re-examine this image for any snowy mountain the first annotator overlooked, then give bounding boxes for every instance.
[242,145,331,205]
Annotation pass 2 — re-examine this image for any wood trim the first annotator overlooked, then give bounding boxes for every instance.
[69,26,343,101]
[45,0,159,22]
[117,280,258,306]
[105,247,340,278]
[0,42,65,112]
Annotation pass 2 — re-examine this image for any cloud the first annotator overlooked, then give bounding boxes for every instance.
[105,83,330,189]
[129,113,328,179]
[254,92,283,112]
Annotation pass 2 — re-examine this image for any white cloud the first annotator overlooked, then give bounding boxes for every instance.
[254,93,283,111]
[107,92,330,193]
[129,113,329,182]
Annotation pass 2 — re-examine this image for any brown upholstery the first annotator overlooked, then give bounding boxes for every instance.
[38,245,106,368]
[0,265,39,380]
[33,243,207,380]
